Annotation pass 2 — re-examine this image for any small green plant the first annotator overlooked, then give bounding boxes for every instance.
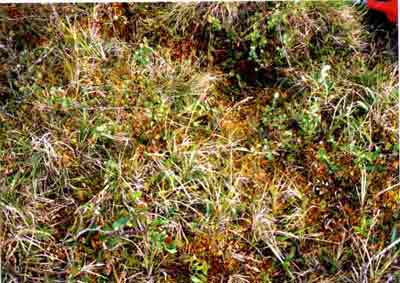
[344,143,382,172]
[318,149,340,173]
[298,98,321,138]
[134,40,153,66]
[354,216,373,237]
[245,24,267,63]
[207,15,222,32]
[148,217,177,254]
[188,256,208,283]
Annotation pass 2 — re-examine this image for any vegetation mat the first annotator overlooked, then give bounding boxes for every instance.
[0,2,398,282]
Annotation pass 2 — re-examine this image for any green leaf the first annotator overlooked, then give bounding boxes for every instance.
[191,276,203,283]
[112,216,129,230]
[131,191,142,202]
[165,242,177,254]
[357,101,369,112]
[153,217,169,226]
[391,226,398,244]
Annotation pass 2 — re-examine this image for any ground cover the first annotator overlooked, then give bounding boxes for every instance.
[0,2,398,282]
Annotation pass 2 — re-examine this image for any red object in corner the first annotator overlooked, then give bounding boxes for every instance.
[368,0,398,23]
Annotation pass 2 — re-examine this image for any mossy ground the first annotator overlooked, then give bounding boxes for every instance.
[0,2,398,283]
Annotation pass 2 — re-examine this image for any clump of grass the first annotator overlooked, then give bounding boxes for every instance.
[0,2,398,283]
[138,1,364,91]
